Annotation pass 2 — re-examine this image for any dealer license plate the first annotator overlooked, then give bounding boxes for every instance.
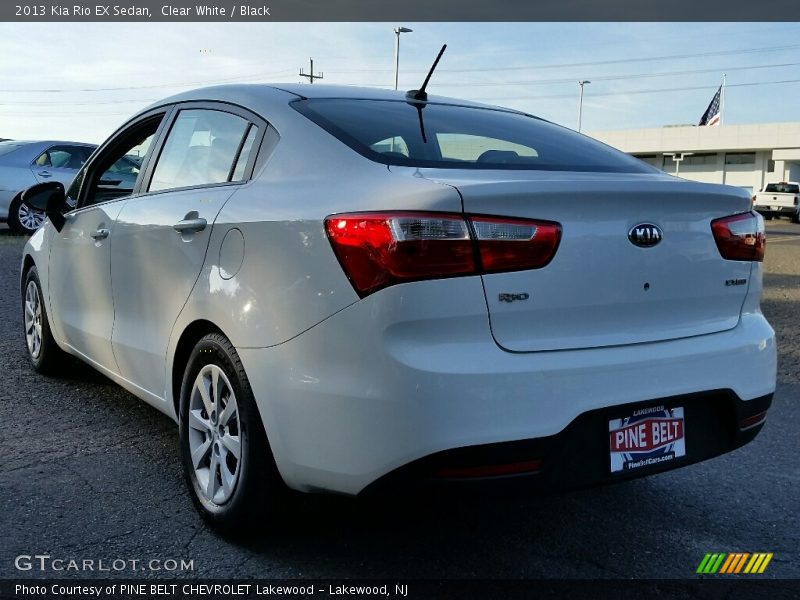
[609,406,686,473]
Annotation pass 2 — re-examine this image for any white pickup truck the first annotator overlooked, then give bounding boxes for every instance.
[753,182,800,223]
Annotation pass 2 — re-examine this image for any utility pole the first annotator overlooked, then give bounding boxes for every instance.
[577,80,591,132]
[299,58,323,84]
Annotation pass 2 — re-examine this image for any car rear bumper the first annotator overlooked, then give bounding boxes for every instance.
[755,205,796,215]
[362,390,772,495]
[237,278,777,496]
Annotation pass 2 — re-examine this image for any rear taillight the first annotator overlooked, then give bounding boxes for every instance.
[794,196,798,206]
[471,215,561,273]
[711,211,765,262]
[325,212,561,297]
[752,195,757,204]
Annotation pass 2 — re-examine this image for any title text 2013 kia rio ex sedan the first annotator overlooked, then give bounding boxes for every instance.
[20,84,776,531]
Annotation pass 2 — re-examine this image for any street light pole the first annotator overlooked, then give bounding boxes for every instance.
[577,80,591,132]
[394,26,413,90]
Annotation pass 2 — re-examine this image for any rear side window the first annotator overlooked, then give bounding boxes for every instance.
[293,99,653,173]
[33,145,89,169]
[149,109,251,192]
[231,124,258,182]
[765,183,799,194]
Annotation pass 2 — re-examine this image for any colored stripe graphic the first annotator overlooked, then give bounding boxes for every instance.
[698,553,726,574]
[698,553,774,575]
[697,553,714,574]
[744,554,760,574]
[698,553,720,574]
[733,553,750,573]
[757,553,773,574]
[719,553,736,574]
[719,554,738,573]
[719,554,736,574]
[711,554,726,573]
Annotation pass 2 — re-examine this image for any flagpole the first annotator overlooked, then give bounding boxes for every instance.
[720,74,726,126]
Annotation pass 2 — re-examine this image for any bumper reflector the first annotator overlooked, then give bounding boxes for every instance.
[738,411,768,431]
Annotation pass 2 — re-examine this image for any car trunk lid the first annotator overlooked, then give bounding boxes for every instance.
[391,168,754,352]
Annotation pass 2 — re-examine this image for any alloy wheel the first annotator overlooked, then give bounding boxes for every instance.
[24,280,43,359]
[188,364,242,505]
[18,203,45,232]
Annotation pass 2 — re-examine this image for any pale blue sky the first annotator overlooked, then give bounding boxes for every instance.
[1,22,798,143]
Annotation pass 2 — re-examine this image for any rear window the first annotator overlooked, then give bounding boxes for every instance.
[293,99,653,173]
[764,183,799,194]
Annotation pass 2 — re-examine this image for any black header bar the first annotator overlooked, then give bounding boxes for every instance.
[4,0,800,22]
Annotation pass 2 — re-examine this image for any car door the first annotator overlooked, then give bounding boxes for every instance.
[30,144,91,187]
[110,104,261,399]
[46,114,169,374]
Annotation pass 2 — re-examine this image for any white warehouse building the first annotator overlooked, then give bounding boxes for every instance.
[589,122,800,196]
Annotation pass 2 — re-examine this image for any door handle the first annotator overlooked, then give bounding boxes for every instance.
[173,216,207,234]
[38,171,52,178]
[91,228,110,240]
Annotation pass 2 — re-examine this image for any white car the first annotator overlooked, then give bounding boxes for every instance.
[20,84,776,532]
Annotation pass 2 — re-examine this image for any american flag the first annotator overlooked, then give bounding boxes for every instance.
[699,85,722,126]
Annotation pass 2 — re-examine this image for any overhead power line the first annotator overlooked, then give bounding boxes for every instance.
[4,78,799,116]
[470,78,800,102]
[3,44,799,94]
[325,43,800,74]
[4,59,799,107]
[436,61,800,87]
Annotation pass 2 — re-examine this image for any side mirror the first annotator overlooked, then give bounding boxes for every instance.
[21,181,67,231]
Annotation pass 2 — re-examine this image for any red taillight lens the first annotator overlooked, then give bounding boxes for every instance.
[325,213,476,296]
[470,215,561,272]
[325,212,561,297]
[711,211,765,262]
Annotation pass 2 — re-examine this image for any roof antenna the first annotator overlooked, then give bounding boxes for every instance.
[406,44,447,103]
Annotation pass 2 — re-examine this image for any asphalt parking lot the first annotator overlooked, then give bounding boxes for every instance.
[0,219,798,582]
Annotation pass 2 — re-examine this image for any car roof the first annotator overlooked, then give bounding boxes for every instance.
[145,83,520,114]
[0,140,95,147]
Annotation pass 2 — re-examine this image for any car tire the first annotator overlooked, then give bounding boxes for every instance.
[178,332,286,534]
[22,266,67,374]
[792,211,799,224]
[8,195,46,235]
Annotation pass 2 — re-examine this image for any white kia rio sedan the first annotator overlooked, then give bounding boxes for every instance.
[20,84,776,531]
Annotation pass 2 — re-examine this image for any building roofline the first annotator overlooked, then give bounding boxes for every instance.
[588,121,800,154]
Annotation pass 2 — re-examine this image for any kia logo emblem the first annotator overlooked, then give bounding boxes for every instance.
[628,223,663,247]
